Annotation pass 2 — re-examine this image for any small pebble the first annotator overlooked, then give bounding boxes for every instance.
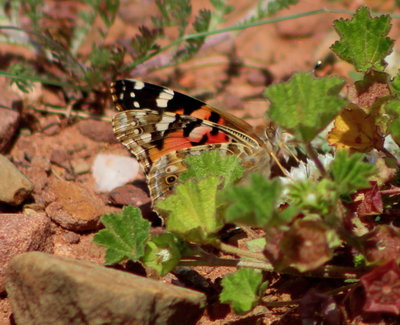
[92,154,140,192]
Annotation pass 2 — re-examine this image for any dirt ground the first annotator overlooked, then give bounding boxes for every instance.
[1,0,399,324]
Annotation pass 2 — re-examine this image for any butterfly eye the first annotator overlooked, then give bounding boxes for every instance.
[165,175,177,185]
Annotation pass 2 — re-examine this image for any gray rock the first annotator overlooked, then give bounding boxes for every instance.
[6,252,206,325]
[0,154,33,205]
[0,213,52,293]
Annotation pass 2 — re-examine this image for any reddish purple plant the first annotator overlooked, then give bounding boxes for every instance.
[361,259,400,315]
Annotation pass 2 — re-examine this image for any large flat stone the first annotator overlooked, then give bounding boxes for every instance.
[0,213,52,293]
[6,252,206,325]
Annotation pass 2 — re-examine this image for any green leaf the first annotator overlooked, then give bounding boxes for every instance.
[287,179,337,215]
[220,268,267,314]
[385,100,400,144]
[210,0,233,28]
[93,206,151,265]
[331,7,393,72]
[7,63,35,93]
[143,233,182,275]
[131,26,162,60]
[154,0,191,36]
[181,151,244,188]
[176,9,211,62]
[329,150,376,195]
[223,174,281,227]
[157,176,224,244]
[390,74,400,96]
[246,238,267,253]
[265,72,346,142]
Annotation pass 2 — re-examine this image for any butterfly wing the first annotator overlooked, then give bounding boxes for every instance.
[111,79,265,143]
[111,79,270,202]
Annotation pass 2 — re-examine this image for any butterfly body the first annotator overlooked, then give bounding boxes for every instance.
[111,79,271,205]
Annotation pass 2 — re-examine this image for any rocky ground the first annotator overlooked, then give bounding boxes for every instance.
[1,0,396,324]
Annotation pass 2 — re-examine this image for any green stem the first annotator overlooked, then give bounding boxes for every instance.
[0,71,90,91]
[121,8,355,74]
[211,242,368,279]
[179,258,273,271]
[215,241,268,262]
[33,105,111,121]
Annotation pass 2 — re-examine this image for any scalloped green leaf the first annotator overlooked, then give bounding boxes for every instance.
[157,176,224,244]
[181,151,244,187]
[329,150,376,195]
[223,174,281,227]
[265,72,346,142]
[93,206,151,265]
[220,268,267,314]
[331,7,393,72]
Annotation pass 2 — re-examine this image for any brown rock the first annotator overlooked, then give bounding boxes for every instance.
[45,180,104,231]
[50,149,72,171]
[0,154,33,205]
[274,1,325,38]
[71,158,90,175]
[0,213,52,293]
[245,68,273,87]
[18,164,49,195]
[0,107,20,153]
[61,231,80,244]
[6,252,206,325]
[0,76,22,153]
[109,184,151,207]
[77,119,117,143]
[108,184,157,221]
[40,115,61,136]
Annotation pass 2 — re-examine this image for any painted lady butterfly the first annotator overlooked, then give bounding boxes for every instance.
[111,80,272,206]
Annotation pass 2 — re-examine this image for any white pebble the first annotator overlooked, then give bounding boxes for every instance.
[92,154,139,192]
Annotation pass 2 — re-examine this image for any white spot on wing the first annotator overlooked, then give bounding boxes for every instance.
[119,93,124,100]
[134,81,145,90]
[134,101,140,108]
[140,133,151,143]
[156,99,169,108]
[155,123,169,131]
[130,92,135,98]
[159,90,174,100]
[156,89,174,108]
[165,165,178,173]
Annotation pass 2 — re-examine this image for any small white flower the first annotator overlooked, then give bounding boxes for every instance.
[279,153,334,186]
[156,249,171,262]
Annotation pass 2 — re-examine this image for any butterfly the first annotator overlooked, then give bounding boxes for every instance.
[111,79,273,207]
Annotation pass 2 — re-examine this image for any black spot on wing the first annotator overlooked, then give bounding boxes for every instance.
[210,127,219,136]
[183,120,202,137]
[209,111,221,123]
